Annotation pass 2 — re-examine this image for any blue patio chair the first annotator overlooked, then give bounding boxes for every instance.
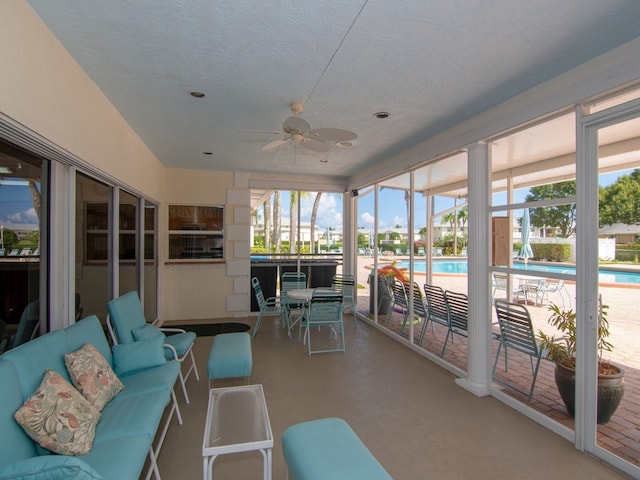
[535,278,571,308]
[252,276,286,338]
[399,281,426,335]
[107,291,199,403]
[492,300,545,400]
[390,279,409,326]
[3,300,40,352]
[331,273,357,327]
[441,290,469,358]
[419,284,450,347]
[281,271,307,336]
[300,288,344,355]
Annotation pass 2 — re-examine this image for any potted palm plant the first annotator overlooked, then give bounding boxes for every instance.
[538,300,624,424]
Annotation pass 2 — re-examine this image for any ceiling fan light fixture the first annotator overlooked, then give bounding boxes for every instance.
[374,111,390,119]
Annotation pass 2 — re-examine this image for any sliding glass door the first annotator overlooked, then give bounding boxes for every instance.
[581,96,640,477]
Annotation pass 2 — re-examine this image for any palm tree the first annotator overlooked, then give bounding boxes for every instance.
[264,194,272,251]
[441,210,459,254]
[309,192,323,254]
[273,191,281,253]
[289,191,310,253]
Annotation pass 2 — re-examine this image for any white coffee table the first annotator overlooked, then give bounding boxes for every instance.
[202,384,273,480]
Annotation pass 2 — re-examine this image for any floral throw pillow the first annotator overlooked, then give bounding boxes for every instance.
[14,369,100,456]
[65,343,124,411]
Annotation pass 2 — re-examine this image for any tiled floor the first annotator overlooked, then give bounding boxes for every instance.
[158,314,628,480]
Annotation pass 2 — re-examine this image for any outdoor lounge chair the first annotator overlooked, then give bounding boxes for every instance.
[536,278,571,308]
[390,279,409,327]
[442,290,469,358]
[251,276,286,338]
[400,281,427,335]
[332,273,357,326]
[300,288,344,355]
[492,299,545,400]
[0,300,39,353]
[419,284,449,346]
[107,291,199,403]
[281,271,307,336]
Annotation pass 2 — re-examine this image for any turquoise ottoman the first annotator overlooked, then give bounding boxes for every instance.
[207,332,253,385]
[282,417,392,480]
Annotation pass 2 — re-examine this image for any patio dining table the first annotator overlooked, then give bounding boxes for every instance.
[513,274,545,305]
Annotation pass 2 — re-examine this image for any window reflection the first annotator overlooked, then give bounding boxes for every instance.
[0,140,44,352]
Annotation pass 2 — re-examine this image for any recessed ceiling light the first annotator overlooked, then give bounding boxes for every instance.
[203,152,213,155]
[190,91,206,98]
[374,111,390,119]
[320,158,328,163]
[336,141,354,148]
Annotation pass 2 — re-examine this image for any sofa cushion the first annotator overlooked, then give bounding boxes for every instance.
[65,344,124,411]
[1,330,69,397]
[115,361,180,400]
[81,434,152,480]
[64,316,113,368]
[111,335,166,376]
[0,455,104,480]
[96,391,169,442]
[14,369,100,456]
[0,362,37,465]
[131,323,164,341]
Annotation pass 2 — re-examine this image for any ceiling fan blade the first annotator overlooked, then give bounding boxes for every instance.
[283,116,311,134]
[301,137,331,153]
[239,130,282,135]
[261,137,291,151]
[310,128,357,142]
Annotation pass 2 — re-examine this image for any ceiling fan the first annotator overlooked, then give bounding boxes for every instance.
[261,103,357,153]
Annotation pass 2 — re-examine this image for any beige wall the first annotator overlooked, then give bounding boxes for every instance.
[1,2,241,321]
[160,169,238,321]
[0,2,166,199]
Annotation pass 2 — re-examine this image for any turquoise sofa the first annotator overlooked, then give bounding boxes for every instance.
[0,315,181,480]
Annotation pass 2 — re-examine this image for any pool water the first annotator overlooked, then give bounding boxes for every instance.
[395,259,640,285]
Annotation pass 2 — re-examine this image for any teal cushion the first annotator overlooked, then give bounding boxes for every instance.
[111,335,166,376]
[0,362,37,464]
[131,324,164,342]
[282,418,392,480]
[0,455,104,480]
[207,332,252,380]
[163,331,195,359]
[106,292,147,344]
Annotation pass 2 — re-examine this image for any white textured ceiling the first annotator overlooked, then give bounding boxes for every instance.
[25,0,640,185]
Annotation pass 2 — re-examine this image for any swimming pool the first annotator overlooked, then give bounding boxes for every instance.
[394,259,640,285]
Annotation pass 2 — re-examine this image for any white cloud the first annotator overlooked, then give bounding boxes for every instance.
[392,215,406,228]
[8,208,38,224]
[361,212,375,226]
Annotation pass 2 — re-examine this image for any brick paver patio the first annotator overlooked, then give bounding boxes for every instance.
[354,267,640,468]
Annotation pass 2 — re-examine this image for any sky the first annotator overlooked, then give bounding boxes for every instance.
[0,169,633,232]
[269,168,635,231]
[0,180,39,227]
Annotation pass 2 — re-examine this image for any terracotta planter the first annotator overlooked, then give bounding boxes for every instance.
[554,361,625,424]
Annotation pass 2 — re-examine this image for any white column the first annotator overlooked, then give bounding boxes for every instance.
[455,142,492,396]
[342,192,355,275]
